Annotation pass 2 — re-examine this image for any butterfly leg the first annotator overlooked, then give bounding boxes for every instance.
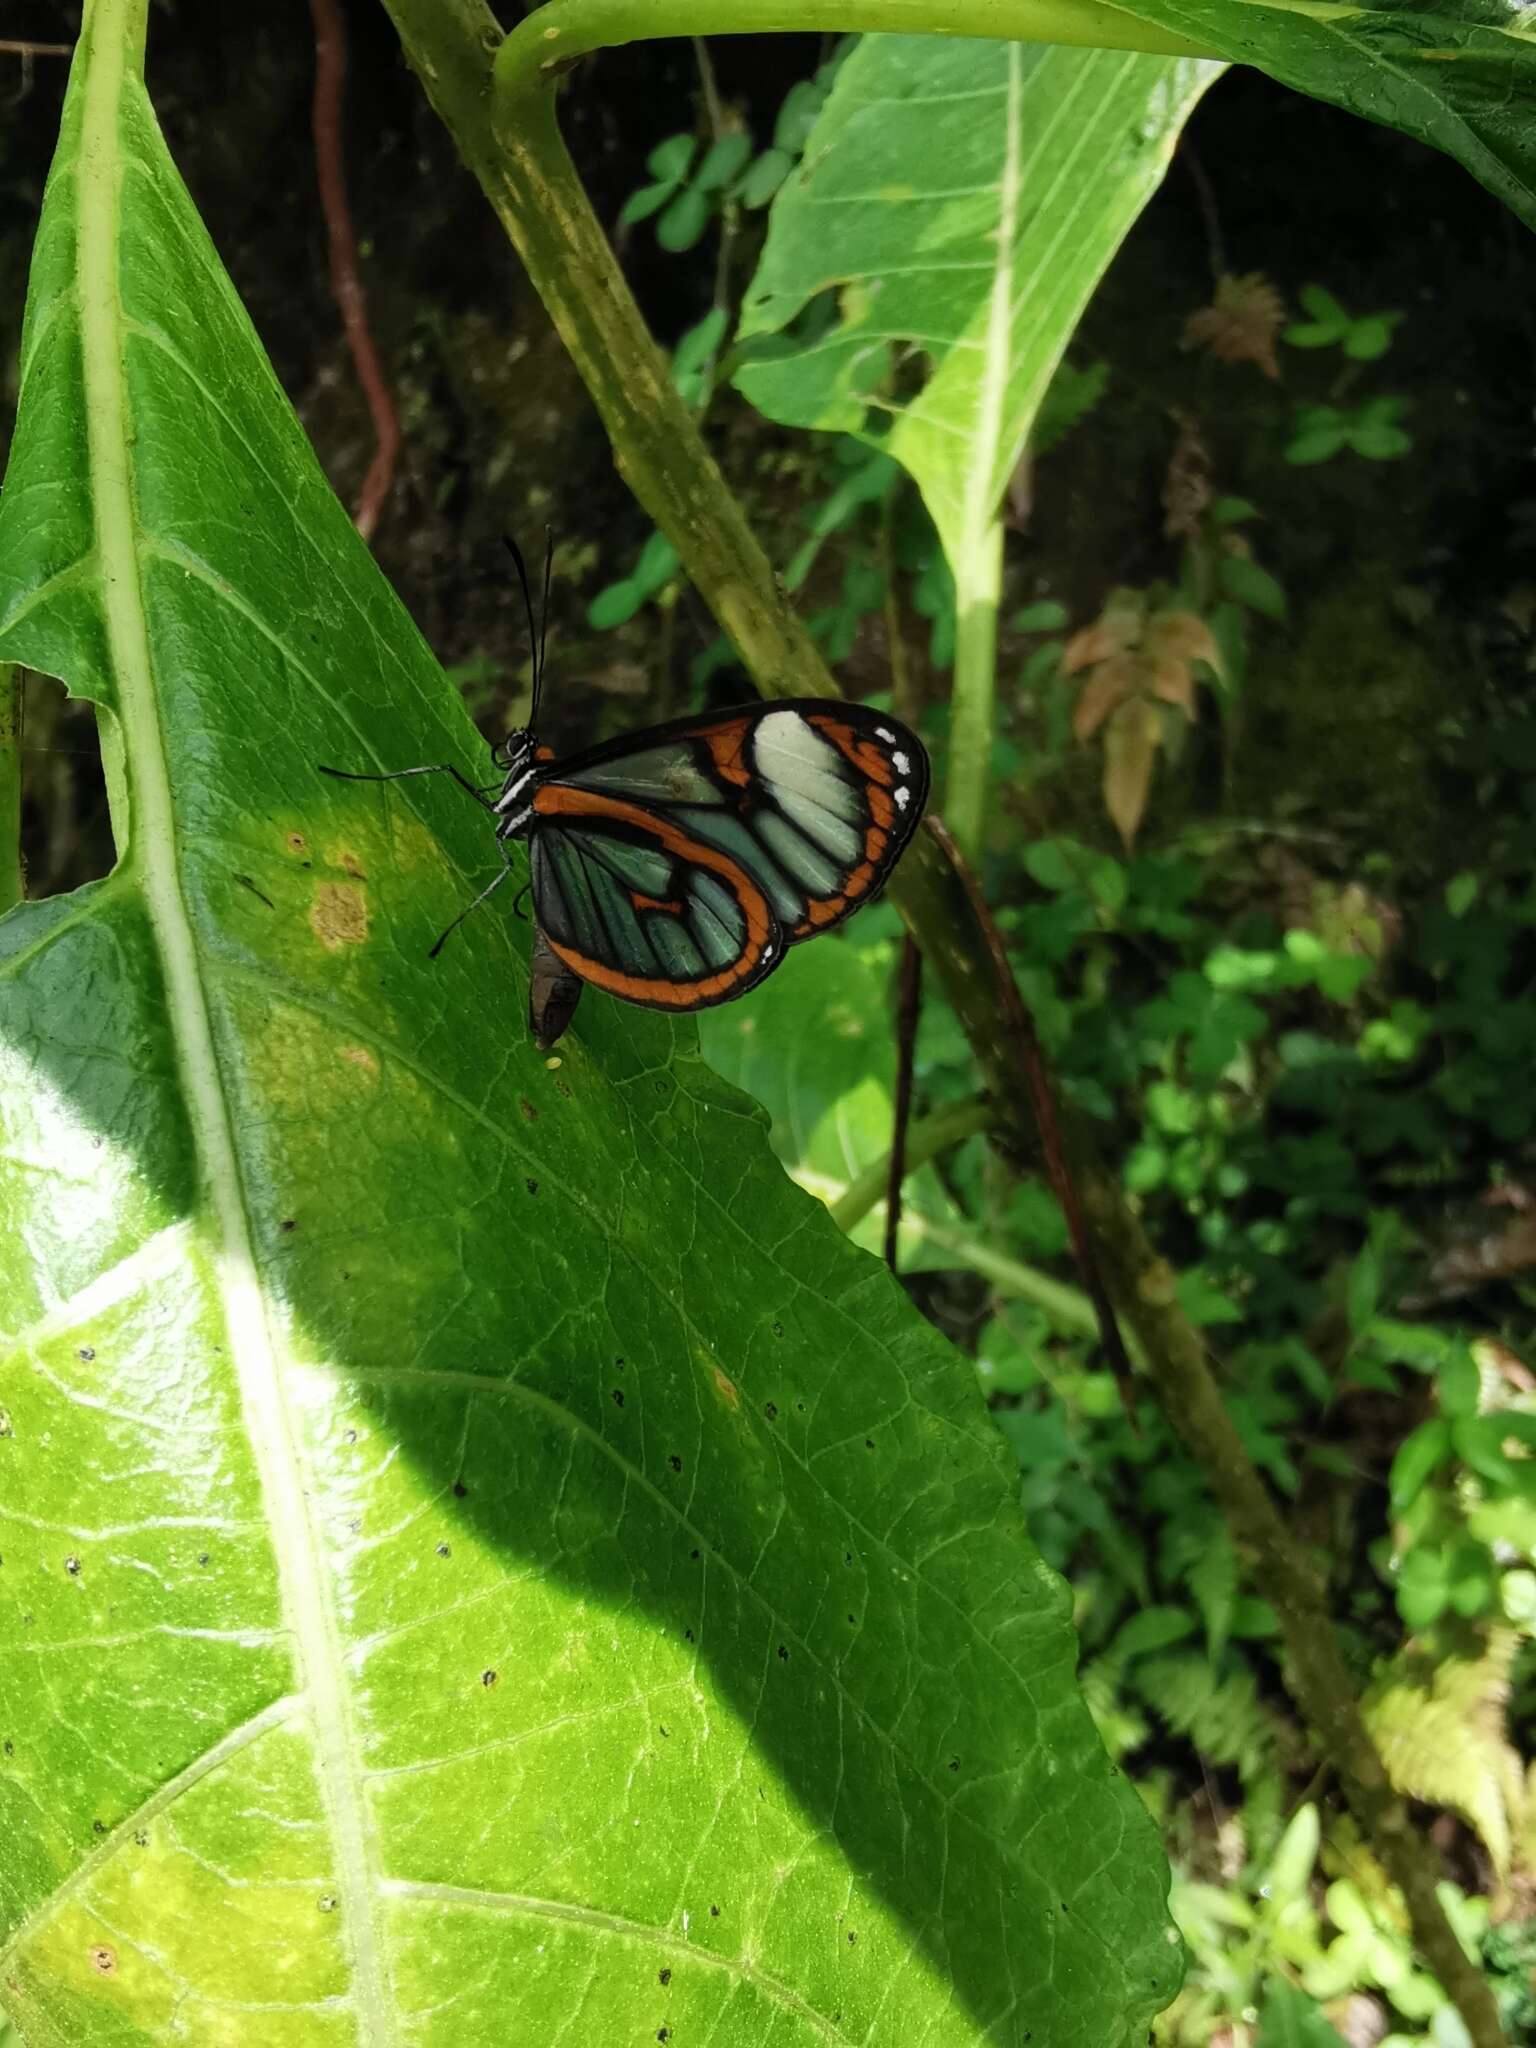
[427,848,519,960]
[317,761,497,810]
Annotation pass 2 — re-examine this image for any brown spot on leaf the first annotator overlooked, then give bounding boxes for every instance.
[712,1368,739,1412]
[310,883,369,951]
[88,1945,116,1976]
[340,1044,379,1076]
[286,832,307,854]
[338,849,368,879]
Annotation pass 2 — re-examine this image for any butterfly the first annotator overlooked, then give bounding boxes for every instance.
[320,539,929,1045]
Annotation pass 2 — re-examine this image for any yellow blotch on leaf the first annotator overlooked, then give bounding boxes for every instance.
[309,881,369,951]
[339,1044,379,1078]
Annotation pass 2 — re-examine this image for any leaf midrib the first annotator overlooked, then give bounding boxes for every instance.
[74,2,392,2033]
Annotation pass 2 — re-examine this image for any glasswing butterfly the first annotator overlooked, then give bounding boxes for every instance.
[320,539,929,1046]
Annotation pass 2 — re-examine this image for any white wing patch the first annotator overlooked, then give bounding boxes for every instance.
[752,710,861,820]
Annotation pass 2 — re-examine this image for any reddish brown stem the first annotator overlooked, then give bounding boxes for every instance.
[925,814,1137,1410]
[884,937,923,1270]
[309,0,401,542]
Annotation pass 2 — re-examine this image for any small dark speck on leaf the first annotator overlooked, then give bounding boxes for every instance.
[612,1389,625,1407]
[689,1548,700,1560]
[279,1218,296,1234]
[2,1742,11,1757]
[197,1553,209,1567]
[436,1543,451,1558]
[133,1830,148,1847]
[481,1669,498,1688]
[949,1757,960,1772]
[519,1097,537,1121]
[453,1481,468,1498]
[77,1346,95,1362]
[64,1556,81,1577]
[847,1615,856,1625]
[343,1428,357,1445]
[525,1178,538,1195]
[764,1402,778,1421]
[847,1931,858,1945]
[92,1819,106,1835]
[684,1628,695,1643]
[771,1320,784,1338]
[233,872,275,909]
[864,1438,875,1449]
[615,1357,626,1370]
[668,1454,682,1473]
[777,1644,789,1661]
[0,1411,13,1439]
[659,1724,669,1738]
[88,1945,116,1976]
[658,1967,671,1985]
[318,1894,338,1913]
[657,2031,670,2043]
[709,1904,720,1918]
[1060,1901,1070,1913]
[347,1518,361,1535]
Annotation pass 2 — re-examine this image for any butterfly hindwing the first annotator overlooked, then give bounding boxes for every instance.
[543,700,928,948]
[528,785,784,1011]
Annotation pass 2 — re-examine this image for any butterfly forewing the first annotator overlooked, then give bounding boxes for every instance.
[532,700,928,1003]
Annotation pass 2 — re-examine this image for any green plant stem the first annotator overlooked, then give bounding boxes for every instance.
[381,11,1506,2043]
[0,665,22,913]
[830,1098,993,1233]
[947,520,1001,862]
[496,0,1216,97]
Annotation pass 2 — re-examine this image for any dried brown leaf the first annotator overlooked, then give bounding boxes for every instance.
[1103,697,1161,849]
[1149,656,1196,716]
[1147,609,1221,677]
[1182,272,1286,380]
[1072,654,1138,740]
[1062,619,1132,675]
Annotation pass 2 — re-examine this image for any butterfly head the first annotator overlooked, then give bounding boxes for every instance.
[491,727,539,838]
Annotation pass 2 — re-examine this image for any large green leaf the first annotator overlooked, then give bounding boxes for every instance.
[734,38,1223,565]
[698,919,968,1269]
[0,3,1177,2043]
[1115,0,1536,233]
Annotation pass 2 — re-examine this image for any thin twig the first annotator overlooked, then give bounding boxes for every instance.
[884,938,923,1270]
[0,40,73,56]
[1180,137,1226,286]
[691,35,737,394]
[309,0,401,543]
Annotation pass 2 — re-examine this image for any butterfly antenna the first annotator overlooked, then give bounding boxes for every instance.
[502,533,542,724]
[538,525,554,710]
